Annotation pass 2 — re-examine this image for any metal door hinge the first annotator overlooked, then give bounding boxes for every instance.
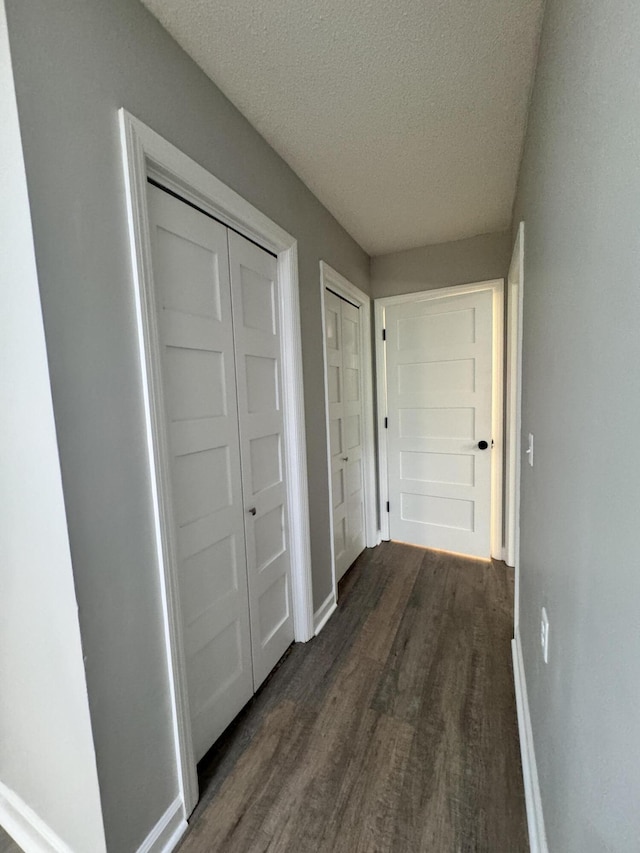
[386,501,390,513]
[384,417,388,429]
[382,328,386,341]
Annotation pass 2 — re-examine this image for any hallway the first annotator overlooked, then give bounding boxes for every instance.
[177,542,527,852]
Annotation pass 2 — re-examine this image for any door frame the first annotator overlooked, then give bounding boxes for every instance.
[505,223,525,625]
[318,262,377,628]
[119,109,314,814]
[375,279,504,559]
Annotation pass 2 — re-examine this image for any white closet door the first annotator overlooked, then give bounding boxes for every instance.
[324,290,350,579]
[340,300,366,573]
[385,290,493,558]
[146,185,253,762]
[324,290,366,582]
[228,231,294,688]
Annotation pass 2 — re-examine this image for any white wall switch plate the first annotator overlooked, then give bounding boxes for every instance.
[541,606,549,663]
[526,432,534,467]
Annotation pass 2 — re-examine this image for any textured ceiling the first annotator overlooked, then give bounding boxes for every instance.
[140,0,544,255]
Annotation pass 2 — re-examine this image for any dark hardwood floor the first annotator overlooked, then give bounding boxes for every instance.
[179,541,528,853]
[0,543,525,852]
[0,827,20,853]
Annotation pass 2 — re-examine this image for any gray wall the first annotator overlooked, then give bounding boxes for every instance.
[0,4,105,849]
[513,0,640,850]
[371,230,511,298]
[4,0,369,850]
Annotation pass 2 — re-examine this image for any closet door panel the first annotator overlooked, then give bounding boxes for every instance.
[228,231,294,688]
[324,290,350,579]
[324,291,366,583]
[341,300,366,567]
[147,185,253,762]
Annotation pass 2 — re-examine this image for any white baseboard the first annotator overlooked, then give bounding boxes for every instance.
[135,797,187,853]
[0,781,76,853]
[314,592,337,635]
[512,631,549,853]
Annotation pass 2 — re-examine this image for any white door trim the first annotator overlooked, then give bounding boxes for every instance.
[118,109,314,815]
[375,280,504,559]
[512,630,549,852]
[319,262,377,610]
[506,223,525,622]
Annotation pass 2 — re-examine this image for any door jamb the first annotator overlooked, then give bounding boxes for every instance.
[506,223,525,627]
[119,109,314,815]
[374,280,504,559]
[319,262,377,624]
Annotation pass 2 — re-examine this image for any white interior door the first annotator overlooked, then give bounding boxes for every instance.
[324,289,366,581]
[228,231,294,688]
[325,290,349,579]
[384,290,494,558]
[340,298,366,574]
[146,185,253,761]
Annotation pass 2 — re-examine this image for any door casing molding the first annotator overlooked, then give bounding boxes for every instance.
[506,222,525,624]
[319,262,377,619]
[119,109,314,816]
[374,280,504,559]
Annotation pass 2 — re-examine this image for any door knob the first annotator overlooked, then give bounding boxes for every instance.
[248,507,257,516]
[477,440,489,450]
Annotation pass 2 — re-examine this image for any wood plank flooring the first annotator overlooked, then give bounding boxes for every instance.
[0,829,20,853]
[0,543,525,853]
[179,542,528,853]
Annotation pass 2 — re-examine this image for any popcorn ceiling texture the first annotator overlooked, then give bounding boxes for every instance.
[140,0,544,255]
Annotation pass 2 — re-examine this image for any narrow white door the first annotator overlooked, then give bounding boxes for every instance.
[324,290,366,581]
[325,290,349,578]
[146,185,254,761]
[228,231,294,688]
[384,290,493,558]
